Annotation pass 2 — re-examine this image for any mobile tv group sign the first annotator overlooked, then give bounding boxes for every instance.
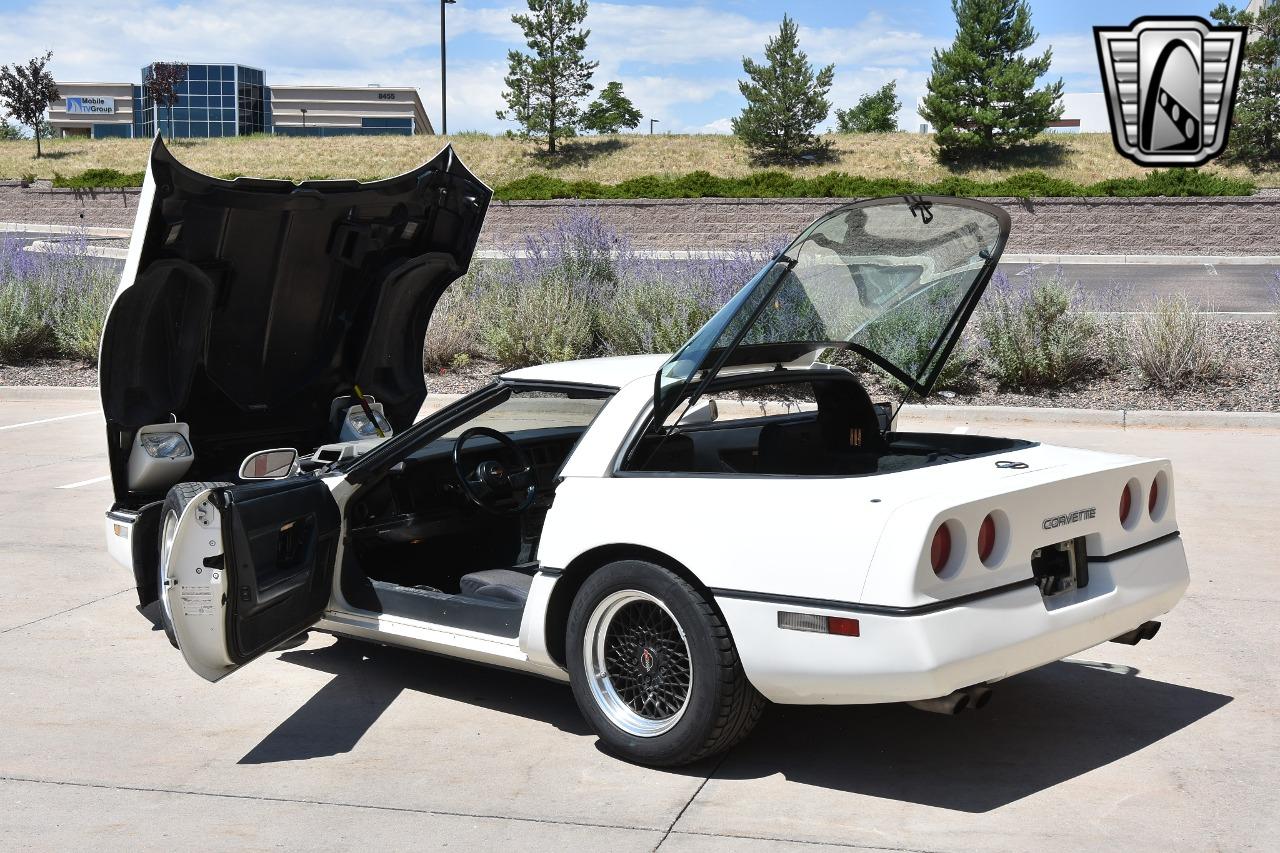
[65,96,116,115]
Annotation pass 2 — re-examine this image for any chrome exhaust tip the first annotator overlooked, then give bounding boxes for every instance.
[1111,620,1162,645]
[963,684,993,710]
[907,690,970,715]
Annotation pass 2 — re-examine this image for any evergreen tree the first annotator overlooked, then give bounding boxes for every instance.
[732,15,835,162]
[582,81,642,134]
[496,0,598,154]
[835,80,901,133]
[1212,2,1280,164]
[920,0,1063,161]
[0,52,59,157]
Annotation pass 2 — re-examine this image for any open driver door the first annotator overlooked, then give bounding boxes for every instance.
[162,479,341,682]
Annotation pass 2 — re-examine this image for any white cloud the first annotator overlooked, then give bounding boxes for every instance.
[0,0,950,134]
[695,117,734,134]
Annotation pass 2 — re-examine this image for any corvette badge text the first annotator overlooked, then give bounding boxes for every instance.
[1043,508,1098,530]
[1094,16,1246,167]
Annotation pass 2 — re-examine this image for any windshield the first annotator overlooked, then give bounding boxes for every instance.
[653,197,1007,415]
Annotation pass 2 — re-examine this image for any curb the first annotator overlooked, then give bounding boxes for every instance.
[3,386,1277,429]
[0,386,100,402]
[25,240,128,260]
[0,222,132,238]
[1000,253,1280,266]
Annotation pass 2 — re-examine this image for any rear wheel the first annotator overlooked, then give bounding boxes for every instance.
[566,560,765,766]
[158,482,231,648]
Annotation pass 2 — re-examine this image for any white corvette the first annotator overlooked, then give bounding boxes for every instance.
[102,141,1189,766]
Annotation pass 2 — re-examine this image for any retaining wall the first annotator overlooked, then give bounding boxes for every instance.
[3,181,1278,256]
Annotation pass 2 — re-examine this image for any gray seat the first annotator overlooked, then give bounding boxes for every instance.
[459,569,535,604]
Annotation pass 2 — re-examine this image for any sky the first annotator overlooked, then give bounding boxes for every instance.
[0,0,1231,133]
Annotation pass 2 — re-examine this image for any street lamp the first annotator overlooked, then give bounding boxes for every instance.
[300,107,307,129]
[649,118,659,135]
[441,0,457,135]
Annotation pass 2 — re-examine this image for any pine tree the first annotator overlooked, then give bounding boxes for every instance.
[835,81,901,133]
[921,0,1063,161]
[496,0,598,154]
[0,52,59,158]
[1212,2,1280,164]
[732,15,835,162]
[582,81,642,134]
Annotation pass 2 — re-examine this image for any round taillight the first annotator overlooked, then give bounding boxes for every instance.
[978,514,996,564]
[1148,479,1159,515]
[1119,485,1133,524]
[930,524,952,575]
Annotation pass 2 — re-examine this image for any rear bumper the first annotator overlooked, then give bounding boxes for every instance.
[717,536,1190,705]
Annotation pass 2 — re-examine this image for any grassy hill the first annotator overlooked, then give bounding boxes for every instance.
[2,131,1276,189]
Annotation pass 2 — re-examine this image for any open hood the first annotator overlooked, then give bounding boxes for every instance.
[100,137,491,504]
[654,196,1009,419]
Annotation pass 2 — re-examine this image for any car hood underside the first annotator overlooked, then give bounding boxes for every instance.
[99,137,491,504]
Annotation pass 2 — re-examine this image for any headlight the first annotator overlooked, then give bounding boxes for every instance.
[348,410,390,438]
[140,432,192,459]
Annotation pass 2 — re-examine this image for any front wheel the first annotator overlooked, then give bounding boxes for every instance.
[566,560,765,766]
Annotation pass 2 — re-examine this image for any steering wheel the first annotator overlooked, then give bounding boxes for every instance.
[452,427,537,516]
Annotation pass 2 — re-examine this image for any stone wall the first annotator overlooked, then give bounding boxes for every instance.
[4,181,1279,256]
[0,181,140,231]
[481,194,1280,256]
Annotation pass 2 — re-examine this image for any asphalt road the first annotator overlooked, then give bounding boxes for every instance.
[0,393,1276,851]
[998,261,1280,313]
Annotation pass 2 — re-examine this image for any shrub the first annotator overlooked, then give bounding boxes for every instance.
[51,168,145,189]
[452,212,770,368]
[596,279,715,356]
[0,233,115,362]
[1130,295,1224,390]
[491,167,1254,201]
[474,272,594,367]
[422,281,482,372]
[977,271,1101,389]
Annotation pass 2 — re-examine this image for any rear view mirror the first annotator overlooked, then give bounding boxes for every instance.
[239,448,299,480]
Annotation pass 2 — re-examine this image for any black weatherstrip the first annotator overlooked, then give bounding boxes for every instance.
[1087,531,1180,563]
[710,577,1039,617]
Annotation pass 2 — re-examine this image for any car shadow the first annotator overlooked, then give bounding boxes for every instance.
[713,659,1231,812]
[245,638,1229,813]
[238,637,591,764]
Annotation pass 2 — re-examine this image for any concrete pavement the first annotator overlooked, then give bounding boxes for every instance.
[0,397,1277,851]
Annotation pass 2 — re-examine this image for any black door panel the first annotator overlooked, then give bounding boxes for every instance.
[220,478,341,664]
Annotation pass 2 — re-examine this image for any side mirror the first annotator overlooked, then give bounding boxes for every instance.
[239,448,299,480]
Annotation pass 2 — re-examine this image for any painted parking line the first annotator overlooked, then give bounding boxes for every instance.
[0,411,97,431]
[55,474,110,490]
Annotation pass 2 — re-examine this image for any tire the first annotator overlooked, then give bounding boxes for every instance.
[566,560,766,766]
[157,481,231,649]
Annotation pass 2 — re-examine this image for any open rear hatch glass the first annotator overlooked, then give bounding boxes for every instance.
[653,197,1010,421]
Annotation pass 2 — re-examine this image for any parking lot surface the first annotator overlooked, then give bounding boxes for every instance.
[0,394,1277,851]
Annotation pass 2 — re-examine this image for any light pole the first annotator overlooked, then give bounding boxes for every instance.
[441,0,456,135]
[649,118,659,135]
